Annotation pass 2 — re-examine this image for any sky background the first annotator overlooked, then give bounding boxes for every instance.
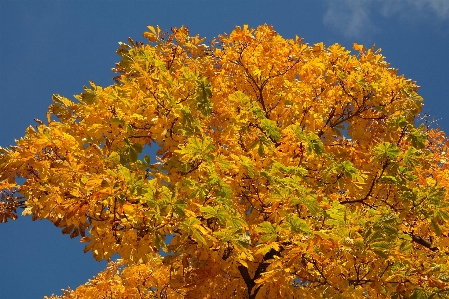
[1,1,449,297]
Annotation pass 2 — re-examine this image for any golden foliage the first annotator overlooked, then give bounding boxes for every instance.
[3,24,449,298]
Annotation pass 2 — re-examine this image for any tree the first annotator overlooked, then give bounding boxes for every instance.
[1,24,449,298]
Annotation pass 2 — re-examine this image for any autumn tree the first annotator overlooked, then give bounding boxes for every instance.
[2,24,449,298]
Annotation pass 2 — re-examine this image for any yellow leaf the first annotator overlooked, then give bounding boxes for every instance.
[147,25,157,35]
[122,204,134,214]
[237,258,248,268]
[254,270,275,284]
[22,207,33,216]
[353,42,364,52]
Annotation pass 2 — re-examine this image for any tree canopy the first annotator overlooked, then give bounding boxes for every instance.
[2,24,449,298]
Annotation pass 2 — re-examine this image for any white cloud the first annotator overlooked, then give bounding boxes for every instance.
[323,0,377,39]
[324,0,449,39]
[380,0,449,19]
[412,0,449,19]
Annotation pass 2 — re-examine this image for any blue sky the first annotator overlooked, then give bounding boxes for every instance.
[1,1,448,297]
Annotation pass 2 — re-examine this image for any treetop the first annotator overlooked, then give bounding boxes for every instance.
[2,24,449,299]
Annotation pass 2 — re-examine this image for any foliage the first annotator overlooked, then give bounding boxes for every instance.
[2,24,449,298]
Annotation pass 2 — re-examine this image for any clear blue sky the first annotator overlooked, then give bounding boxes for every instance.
[1,1,448,297]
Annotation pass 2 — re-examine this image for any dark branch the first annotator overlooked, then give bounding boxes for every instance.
[237,247,283,299]
[410,234,438,251]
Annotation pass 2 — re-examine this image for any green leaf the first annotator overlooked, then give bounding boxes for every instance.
[216,154,232,171]
[379,176,398,184]
[373,250,388,259]
[373,142,400,161]
[249,101,265,120]
[260,119,281,142]
[228,214,246,230]
[173,200,186,217]
[176,136,216,162]
[129,149,138,163]
[75,81,99,104]
[126,124,135,135]
[398,233,412,241]
[179,106,201,135]
[371,241,391,250]
[258,142,265,157]
[132,143,143,153]
[306,133,324,155]
[407,126,427,149]
[303,197,320,215]
[399,240,413,253]
[326,201,345,224]
[200,206,217,219]
[431,218,442,236]
[192,229,207,246]
[240,156,255,178]
[436,210,449,221]
[382,224,398,238]
[214,228,238,243]
[182,217,201,229]
[256,222,277,242]
[377,213,398,224]
[402,147,421,167]
[339,160,359,178]
[366,230,384,244]
[216,208,228,225]
[110,117,125,124]
[285,214,311,234]
[389,116,409,128]
[196,77,213,117]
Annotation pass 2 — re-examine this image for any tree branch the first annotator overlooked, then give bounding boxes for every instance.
[237,247,283,299]
[410,233,438,251]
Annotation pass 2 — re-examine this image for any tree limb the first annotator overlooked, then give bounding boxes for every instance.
[237,247,283,299]
[410,234,438,251]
